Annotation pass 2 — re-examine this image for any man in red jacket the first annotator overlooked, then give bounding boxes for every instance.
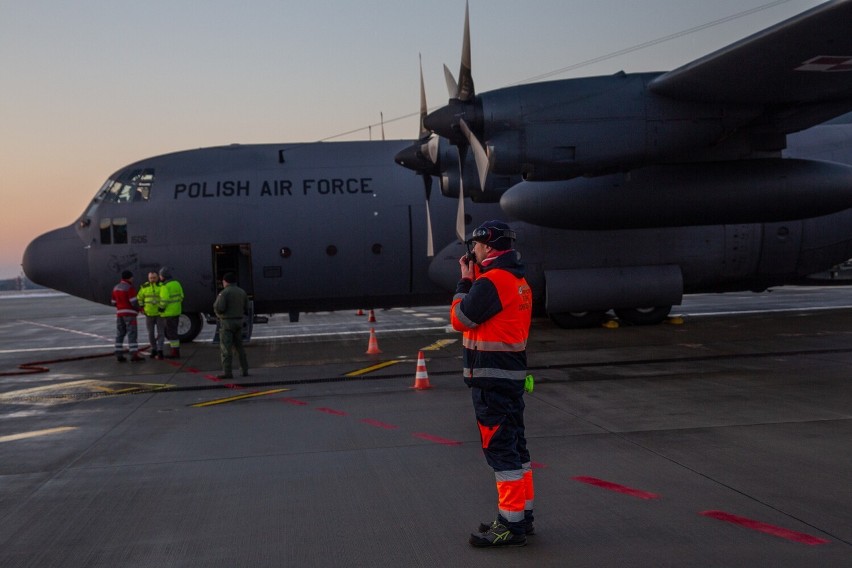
[111,270,144,362]
[451,220,534,547]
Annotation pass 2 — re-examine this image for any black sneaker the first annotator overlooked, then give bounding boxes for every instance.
[116,355,127,362]
[469,521,527,548]
[478,520,535,535]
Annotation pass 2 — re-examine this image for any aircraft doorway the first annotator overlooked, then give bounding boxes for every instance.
[212,244,255,341]
[212,244,254,297]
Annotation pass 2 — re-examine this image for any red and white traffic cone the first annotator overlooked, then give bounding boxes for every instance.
[368,309,377,323]
[366,328,382,354]
[412,351,432,389]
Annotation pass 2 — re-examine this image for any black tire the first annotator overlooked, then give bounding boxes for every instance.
[549,310,608,329]
[614,306,671,326]
[178,312,204,343]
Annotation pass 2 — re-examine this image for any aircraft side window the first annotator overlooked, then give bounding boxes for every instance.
[98,217,129,244]
[100,218,112,244]
[113,217,128,244]
[130,169,154,201]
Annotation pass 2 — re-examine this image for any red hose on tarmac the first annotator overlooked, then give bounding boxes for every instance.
[0,347,150,377]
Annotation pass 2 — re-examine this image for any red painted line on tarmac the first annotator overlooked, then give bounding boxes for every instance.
[573,476,660,500]
[412,432,462,446]
[185,367,201,373]
[279,397,308,406]
[316,407,347,416]
[360,418,399,429]
[700,511,830,545]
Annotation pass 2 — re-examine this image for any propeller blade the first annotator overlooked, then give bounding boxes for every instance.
[457,1,474,102]
[443,64,458,99]
[419,55,429,139]
[456,145,469,241]
[418,56,440,165]
[424,175,435,257]
[456,177,466,242]
[459,118,490,190]
[421,135,439,165]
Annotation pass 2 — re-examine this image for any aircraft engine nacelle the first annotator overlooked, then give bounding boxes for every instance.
[479,73,759,181]
[500,159,852,230]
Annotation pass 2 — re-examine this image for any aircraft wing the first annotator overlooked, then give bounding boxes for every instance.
[649,0,852,114]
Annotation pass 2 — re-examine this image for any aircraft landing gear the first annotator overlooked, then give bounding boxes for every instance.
[178,312,204,343]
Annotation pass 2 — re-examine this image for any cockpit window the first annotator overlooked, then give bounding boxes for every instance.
[97,168,154,203]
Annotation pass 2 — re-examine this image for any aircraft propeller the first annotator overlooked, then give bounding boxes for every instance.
[423,1,491,240]
[393,55,440,256]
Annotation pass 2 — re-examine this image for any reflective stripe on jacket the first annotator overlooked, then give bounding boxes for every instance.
[137,282,162,317]
[159,280,184,317]
[450,251,532,390]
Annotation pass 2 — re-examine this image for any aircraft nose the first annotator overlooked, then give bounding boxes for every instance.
[23,224,93,300]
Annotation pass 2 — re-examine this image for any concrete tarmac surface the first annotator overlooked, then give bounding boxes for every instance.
[1,290,851,567]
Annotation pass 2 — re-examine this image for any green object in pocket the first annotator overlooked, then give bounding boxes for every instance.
[524,374,534,393]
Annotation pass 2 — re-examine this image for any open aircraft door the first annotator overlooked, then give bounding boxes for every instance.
[212,244,255,340]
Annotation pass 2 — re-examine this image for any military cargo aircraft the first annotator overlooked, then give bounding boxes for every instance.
[22,0,852,338]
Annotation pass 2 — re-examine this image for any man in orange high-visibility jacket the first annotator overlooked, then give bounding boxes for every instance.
[450,220,534,548]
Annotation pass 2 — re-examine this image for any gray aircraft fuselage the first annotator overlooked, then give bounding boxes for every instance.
[22,131,852,336]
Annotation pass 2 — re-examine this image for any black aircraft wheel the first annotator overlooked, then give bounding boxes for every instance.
[549,310,608,329]
[178,312,204,343]
[614,306,671,326]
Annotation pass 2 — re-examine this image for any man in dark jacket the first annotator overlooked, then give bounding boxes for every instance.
[450,220,534,547]
[213,272,249,379]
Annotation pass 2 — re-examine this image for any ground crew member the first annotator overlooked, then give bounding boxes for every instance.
[158,266,184,359]
[213,272,249,379]
[111,270,144,362]
[137,271,163,359]
[450,220,534,548]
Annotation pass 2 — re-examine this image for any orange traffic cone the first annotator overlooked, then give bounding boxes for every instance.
[366,328,382,354]
[368,309,377,323]
[412,351,432,389]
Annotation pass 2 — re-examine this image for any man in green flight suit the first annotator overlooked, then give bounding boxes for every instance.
[213,272,249,379]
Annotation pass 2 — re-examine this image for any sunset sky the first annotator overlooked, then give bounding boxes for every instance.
[0,0,826,279]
